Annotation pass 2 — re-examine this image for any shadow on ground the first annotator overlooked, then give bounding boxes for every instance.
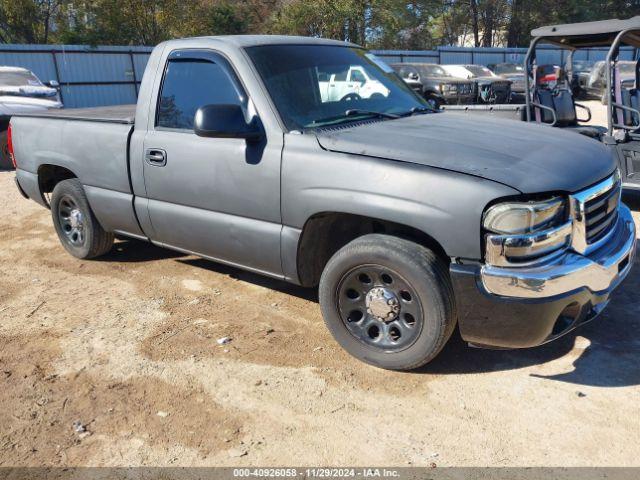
[104,232,640,388]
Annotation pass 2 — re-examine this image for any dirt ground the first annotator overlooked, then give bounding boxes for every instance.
[1,104,640,467]
[584,99,609,128]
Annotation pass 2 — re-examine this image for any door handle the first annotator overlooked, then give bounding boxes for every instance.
[145,149,167,167]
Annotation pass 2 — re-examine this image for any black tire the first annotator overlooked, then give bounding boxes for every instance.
[51,178,114,259]
[0,130,12,170]
[319,234,456,371]
[424,94,442,110]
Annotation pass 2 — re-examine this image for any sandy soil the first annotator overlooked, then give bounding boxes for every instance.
[583,99,610,128]
[1,115,639,467]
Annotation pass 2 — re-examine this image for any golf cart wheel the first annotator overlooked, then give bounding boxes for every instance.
[51,179,114,259]
[319,234,456,371]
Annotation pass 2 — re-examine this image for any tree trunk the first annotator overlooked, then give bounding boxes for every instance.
[481,1,494,47]
[470,0,480,47]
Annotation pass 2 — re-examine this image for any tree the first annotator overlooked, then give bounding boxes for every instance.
[3,0,640,48]
[0,0,63,43]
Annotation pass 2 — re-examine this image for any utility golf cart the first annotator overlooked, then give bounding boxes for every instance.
[444,16,640,191]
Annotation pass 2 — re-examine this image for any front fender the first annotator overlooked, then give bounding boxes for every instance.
[281,134,518,261]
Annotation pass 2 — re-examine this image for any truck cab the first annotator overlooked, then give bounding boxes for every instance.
[318,65,390,102]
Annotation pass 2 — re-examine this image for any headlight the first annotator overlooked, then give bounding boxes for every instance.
[483,197,572,266]
[438,84,445,92]
[483,197,567,235]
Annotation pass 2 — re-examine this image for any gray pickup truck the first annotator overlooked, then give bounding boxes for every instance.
[9,36,637,370]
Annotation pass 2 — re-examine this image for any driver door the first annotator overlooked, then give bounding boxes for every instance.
[141,49,283,276]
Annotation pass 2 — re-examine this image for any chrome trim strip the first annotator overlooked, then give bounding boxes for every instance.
[481,204,636,299]
[485,221,573,267]
[570,173,621,255]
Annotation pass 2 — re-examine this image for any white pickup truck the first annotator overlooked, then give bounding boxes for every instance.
[318,65,390,102]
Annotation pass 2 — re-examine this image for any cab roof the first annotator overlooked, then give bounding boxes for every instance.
[0,66,30,73]
[531,16,640,48]
[170,35,359,49]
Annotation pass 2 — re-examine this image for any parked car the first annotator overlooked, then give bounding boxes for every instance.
[10,36,635,370]
[584,60,635,103]
[390,63,474,108]
[0,66,62,169]
[568,59,595,98]
[443,64,512,103]
[487,63,526,96]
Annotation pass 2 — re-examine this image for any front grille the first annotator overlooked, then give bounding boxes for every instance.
[584,179,621,244]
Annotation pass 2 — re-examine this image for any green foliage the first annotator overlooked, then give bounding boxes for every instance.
[1,0,639,47]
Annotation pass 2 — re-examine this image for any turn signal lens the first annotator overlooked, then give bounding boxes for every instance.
[7,123,16,169]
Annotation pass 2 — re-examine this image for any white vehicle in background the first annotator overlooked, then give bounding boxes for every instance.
[1,67,63,169]
[442,64,512,103]
[318,65,390,102]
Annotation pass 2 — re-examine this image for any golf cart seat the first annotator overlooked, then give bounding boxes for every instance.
[533,74,605,139]
[619,88,640,127]
[617,61,640,129]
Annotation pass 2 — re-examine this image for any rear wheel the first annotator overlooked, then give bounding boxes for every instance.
[51,179,114,259]
[319,234,456,370]
[0,130,12,170]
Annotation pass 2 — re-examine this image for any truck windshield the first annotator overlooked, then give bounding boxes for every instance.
[494,64,523,74]
[246,45,428,130]
[416,65,450,77]
[465,65,496,77]
[0,69,44,88]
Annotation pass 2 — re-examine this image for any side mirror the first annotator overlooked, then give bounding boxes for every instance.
[408,72,419,80]
[194,104,263,141]
[46,80,60,88]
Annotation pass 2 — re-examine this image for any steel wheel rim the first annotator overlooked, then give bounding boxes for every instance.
[336,264,424,352]
[58,195,85,247]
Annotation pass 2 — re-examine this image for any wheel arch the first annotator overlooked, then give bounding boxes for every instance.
[37,164,78,207]
[294,211,449,288]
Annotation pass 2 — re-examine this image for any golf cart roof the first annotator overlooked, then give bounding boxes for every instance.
[531,16,640,48]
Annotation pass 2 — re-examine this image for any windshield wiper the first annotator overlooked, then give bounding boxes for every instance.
[344,109,399,119]
[305,109,399,128]
[399,106,434,117]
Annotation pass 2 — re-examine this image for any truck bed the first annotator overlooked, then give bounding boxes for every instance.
[11,105,142,238]
[17,104,136,124]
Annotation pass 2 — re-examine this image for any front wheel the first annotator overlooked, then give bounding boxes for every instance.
[319,234,456,370]
[51,179,114,259]
[424,95,442,110]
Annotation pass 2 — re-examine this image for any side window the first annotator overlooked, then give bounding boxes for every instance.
[333,70,348,82]
[157,58,244,130]
[350,69,367,83]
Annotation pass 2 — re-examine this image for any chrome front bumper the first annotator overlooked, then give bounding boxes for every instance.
[481,204,636,299]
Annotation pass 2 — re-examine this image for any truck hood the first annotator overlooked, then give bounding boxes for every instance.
[425,76,472,85]
[474,76,511,85]
[315,113,616,194]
